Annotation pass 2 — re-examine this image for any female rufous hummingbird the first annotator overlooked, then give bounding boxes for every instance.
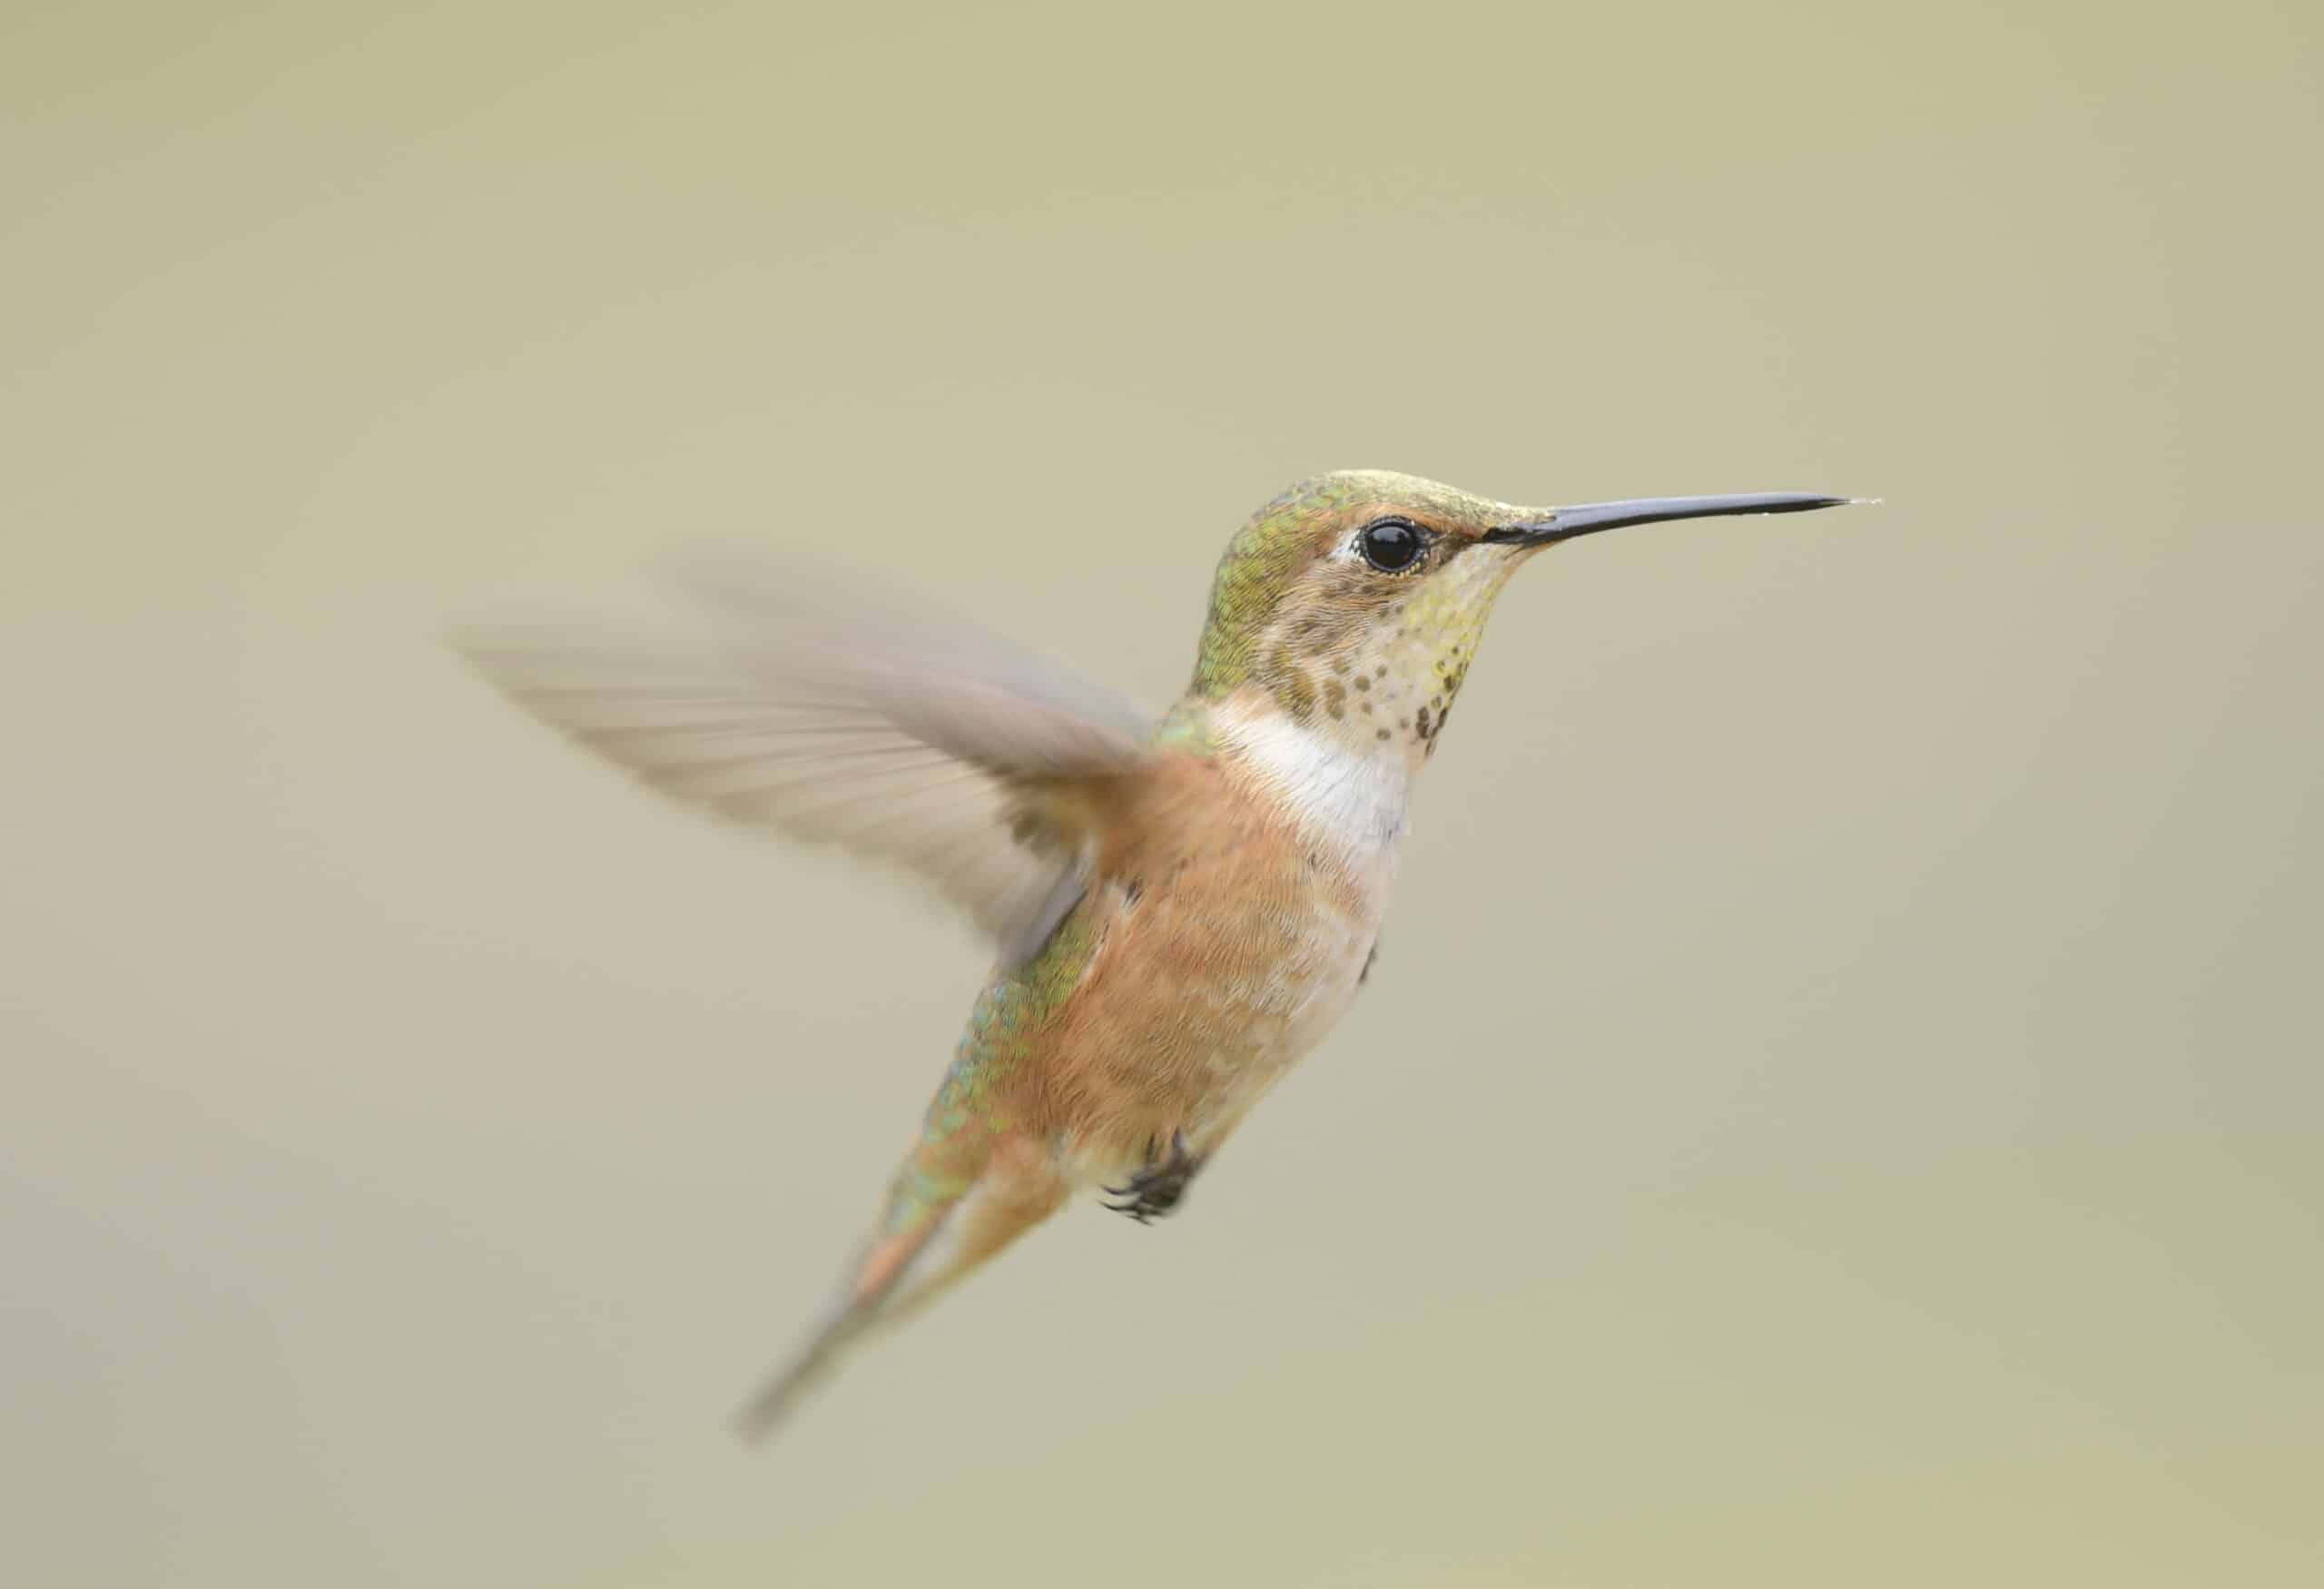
[458,470,1856,1440]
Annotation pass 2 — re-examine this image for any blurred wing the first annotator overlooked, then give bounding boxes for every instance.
[452,558,1153,966]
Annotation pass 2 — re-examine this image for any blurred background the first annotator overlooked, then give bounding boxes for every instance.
[5,2,2319,1584]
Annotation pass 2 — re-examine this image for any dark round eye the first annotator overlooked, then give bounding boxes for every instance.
[1357,517,1428,573]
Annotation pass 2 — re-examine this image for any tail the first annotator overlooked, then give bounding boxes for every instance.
[731,1132,1068,1444]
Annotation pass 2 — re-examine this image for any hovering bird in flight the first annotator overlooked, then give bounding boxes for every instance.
[458,470,1858,1439]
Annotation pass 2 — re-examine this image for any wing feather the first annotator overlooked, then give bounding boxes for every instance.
[452,560,1152,965]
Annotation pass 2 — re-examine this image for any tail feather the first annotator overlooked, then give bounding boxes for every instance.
[732,1137,1069,1444]
[730,1304,863,1443]
[732,1202,950,1443]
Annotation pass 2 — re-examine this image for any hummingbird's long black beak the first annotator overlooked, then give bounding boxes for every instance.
[1481,492,1865,548]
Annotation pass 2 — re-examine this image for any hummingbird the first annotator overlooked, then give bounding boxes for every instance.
[455,470,1858,1440]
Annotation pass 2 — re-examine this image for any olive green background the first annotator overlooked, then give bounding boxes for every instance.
[5,3,2319,1584]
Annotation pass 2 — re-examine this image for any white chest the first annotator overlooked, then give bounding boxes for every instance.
[1162,706,1407,1139]
[1222,707,1413,862]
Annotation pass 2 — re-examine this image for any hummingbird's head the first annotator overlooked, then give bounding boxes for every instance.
[1188,469,1854,771]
